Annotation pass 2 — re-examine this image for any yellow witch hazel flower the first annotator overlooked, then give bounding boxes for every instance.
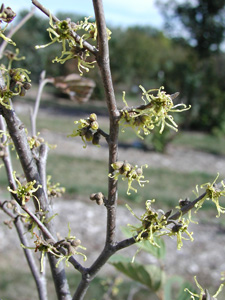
[0,66,31,109]
[8,171,42,208]
[68,113,100,148]
[126,200,168,247]
[35,16,95,75]
[109,161,149,195]
[165,218,193,250]
[194,173,225,217]
[120,86,190,139]
[184,275,225,300]
[35,15,109,75]
[127,199,193,250]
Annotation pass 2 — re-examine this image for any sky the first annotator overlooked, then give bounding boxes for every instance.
[6,0,164,28]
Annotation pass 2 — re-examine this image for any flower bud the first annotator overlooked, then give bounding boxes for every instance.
[89,192,104,205]
[89,113,97,122]
[90,193,96,200]
[136,168,143,176]
[23,82,32,90]
[71,239,81,248]
[90,120,99,130]
[111,161,124,170]
[92,132,101,145]
[123,162,132,172]
[84,129,93,141]
[0,5,16,23]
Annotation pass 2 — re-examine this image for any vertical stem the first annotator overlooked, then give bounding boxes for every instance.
[93,0,120,245]
[73,1,120,299]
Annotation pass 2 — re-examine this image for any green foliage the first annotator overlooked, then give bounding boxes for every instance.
[158,0,225,57]
[163,276,194,300]
[109,254,165,292]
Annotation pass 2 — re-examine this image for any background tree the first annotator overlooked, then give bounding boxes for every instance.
[157,0,225,131]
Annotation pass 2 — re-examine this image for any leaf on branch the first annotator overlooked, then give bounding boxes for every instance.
[109,254,165,292]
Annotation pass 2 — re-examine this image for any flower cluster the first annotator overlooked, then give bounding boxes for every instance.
[167,218,193,250]
[27,134,45,150]
[194,174,225,217]
[185,275,225,300]
[0,67,31,109]
[90,192,105,205]
[0,4,16,23]
[47,175,65,198]
[68,113,100,148]
[0,4,16,46]
[109,160,148,195]
[120,86,190,139]
[22,225,86,272]
[8,171,42,208]
[127,199,193,250]
[35,15,111,75]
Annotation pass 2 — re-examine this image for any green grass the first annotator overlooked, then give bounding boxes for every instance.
[44,153,216,210]
[172,131,225,156]
[0,150,217,210]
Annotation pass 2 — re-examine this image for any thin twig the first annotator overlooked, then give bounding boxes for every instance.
[31,0,59,22]
[15,216,48,300]
[73,1,120,299]
[0,116,16,190]
[30,70,54,136]
[0,200,48,300]
[31,0,97,55]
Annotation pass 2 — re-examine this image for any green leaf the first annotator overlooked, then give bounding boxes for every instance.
[163,276,185,300]
[120,225,166,259]
[109,254,165,292]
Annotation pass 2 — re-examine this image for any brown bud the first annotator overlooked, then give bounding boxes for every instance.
[19,87,26,97]
[96,198,104,205]
[89,192,104,205]
[90,193,96,200]
[23,82,32,90]
[71,239,81,248]
[84,129,93,141]
[111,161,124,170]
[90,120,99,130]
[0,6,16,23]
[92,132,101,145]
